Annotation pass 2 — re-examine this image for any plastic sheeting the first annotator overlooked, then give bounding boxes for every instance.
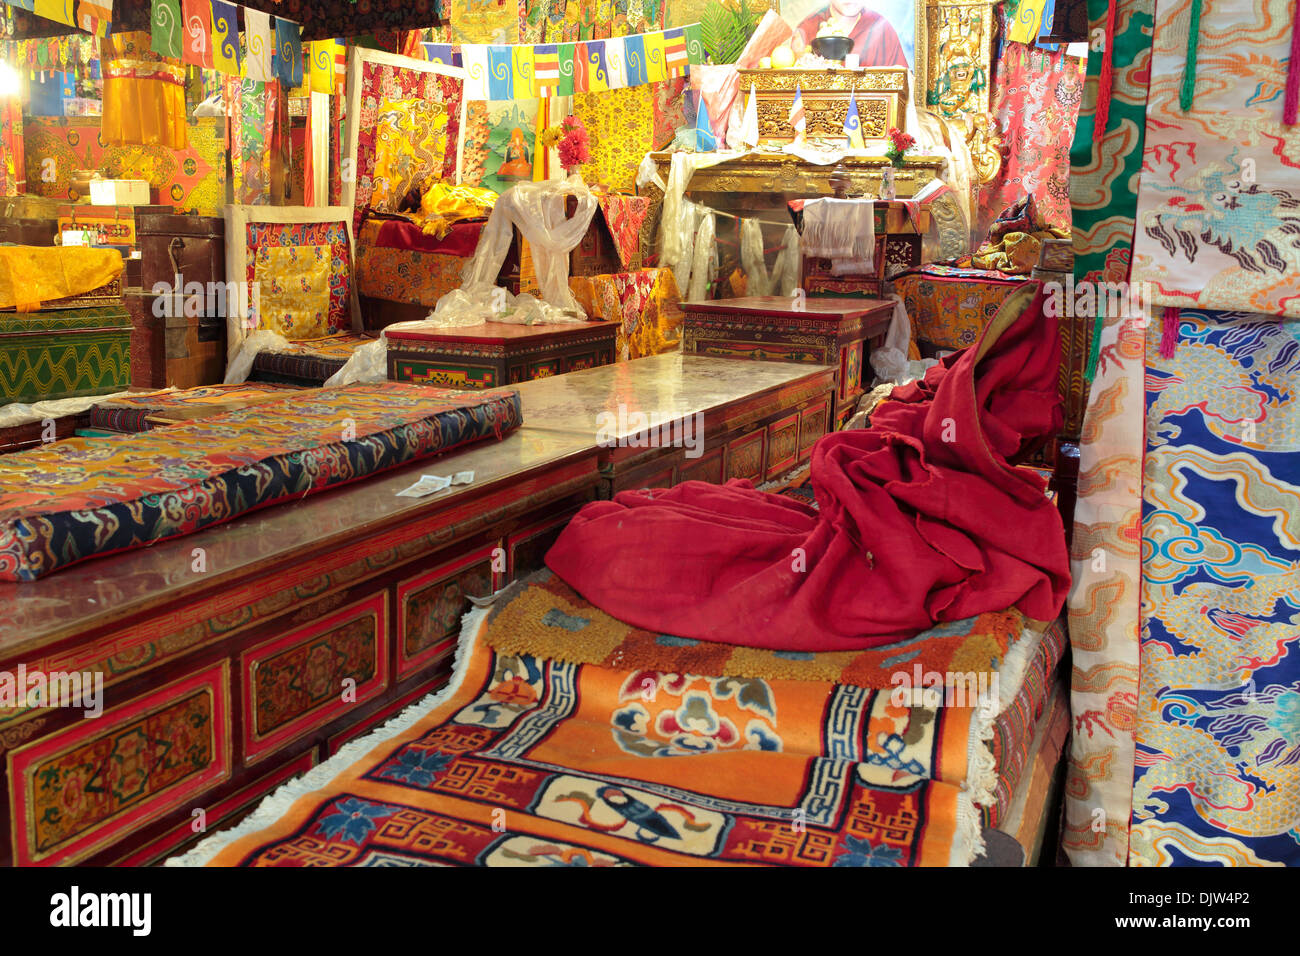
[223,329,296,384]
[869,294,938,387]
[424,174,597,328]
[0,391,135,430]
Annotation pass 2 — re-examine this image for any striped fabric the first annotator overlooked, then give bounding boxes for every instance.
[985,617,1068,826]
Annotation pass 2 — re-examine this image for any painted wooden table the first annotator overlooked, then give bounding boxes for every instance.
[0,353,837,866]
[386,319,620,390]
[681,295,894,422]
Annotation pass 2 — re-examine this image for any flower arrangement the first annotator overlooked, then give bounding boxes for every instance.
[884,127,916,168]
[540,115,591,175]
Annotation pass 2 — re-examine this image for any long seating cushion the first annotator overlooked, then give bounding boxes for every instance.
[0,383,522,581]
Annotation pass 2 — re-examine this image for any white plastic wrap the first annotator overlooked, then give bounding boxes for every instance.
[869,293,939,386]
[323,336,388,387]
[426,174,597,327]
[224,329,295,384]
[0,391,137,430]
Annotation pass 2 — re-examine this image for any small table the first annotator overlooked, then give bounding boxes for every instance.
[386,319,619,390]
[680,295,894,422]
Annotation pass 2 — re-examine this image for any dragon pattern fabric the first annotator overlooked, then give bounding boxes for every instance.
[1131,309,1300,866]
[1129,0,1300,319]
[1063,0,1152,869]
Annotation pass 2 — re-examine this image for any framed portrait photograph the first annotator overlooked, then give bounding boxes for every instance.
[780,0,921,70]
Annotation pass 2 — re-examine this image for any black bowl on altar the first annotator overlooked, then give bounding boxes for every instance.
[811,35,853,62]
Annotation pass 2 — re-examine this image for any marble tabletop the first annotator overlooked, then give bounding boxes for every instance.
[0,354,833,652]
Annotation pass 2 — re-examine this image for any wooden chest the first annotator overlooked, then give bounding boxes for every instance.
[0,305,132,405]
[129,214,227,390]
[681,295,894,419]
[387,320,620,390]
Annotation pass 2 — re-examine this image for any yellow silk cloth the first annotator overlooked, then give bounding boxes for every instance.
[101,33,187,150]
[410,183,499,239]
[0,246,124,313]
[969,228,1070,274]
[254,245,334,339]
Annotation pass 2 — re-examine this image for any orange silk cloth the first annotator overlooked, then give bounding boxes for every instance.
[101,33,187,150]
[0,246,124,313]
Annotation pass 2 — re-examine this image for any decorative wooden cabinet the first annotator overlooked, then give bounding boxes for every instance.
[386,320,619,389]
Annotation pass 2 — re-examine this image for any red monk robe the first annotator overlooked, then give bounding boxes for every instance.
[545,284,1070,652]
[794,1,908,67]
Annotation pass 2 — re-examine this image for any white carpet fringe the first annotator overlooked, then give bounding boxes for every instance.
[165,604,491,867]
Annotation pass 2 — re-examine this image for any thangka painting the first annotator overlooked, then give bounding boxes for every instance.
[1129,0,1300,319]
[22,116,227,215]
[462,99,539,194]
[450,0,523,43]
[779,0,919,69]
[343,48,467,234]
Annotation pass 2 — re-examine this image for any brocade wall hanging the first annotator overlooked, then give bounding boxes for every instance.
[1129,0,1300,319]
[1131,309,1300,866]
[976,11,1082,234]
[22,115,227,214]
[341,47,467,235]
[222,205,361,363]
[1062,0,1153,868]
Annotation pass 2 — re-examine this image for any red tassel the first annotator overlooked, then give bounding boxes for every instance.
[1285,1,1300,124]
[1093,1,1118,141]
[1160,307,1180,358]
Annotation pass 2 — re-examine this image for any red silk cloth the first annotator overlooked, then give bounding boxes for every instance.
[368,218,484,258]
[545,285,1070,651]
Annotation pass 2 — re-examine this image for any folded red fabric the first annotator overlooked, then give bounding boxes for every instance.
[545,284,1070,651]
[370,218,484,258]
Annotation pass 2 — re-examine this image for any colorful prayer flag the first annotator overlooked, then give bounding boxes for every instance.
[150,0,183,60]
[643,31,667,83]
[572,41,590,93]
[512,44,536,99]
[683,22,703,68]
[244,8,274,82]
[844,91,864,148]
[1008,0,1047,44]
[461,45,489,100]
[623,33,648,88]
[584,39,609,92]
[739,83,759,148]
[179,0,213,69]
[534,44,560,97]
[33,0,72,29]
[695,90,716,151]
[423,43,461,67]
[487,46,514,100]
[663,28,688,78]
[604,37,626,90]
[789,84,806,140]
[75,0,113,36]
[210,0,240,75]
[308,40,337,94]
[556,43,575,97]
[274,17,303,88]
